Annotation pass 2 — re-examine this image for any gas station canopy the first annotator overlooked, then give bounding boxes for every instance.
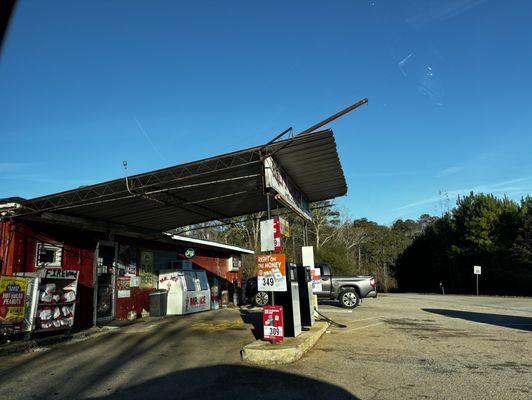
[10,129,347,233]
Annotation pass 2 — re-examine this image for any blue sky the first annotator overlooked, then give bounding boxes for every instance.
[1,0,531,224]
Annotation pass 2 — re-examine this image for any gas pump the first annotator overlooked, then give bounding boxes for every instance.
[296,265,315,327]
[274,262,302,337]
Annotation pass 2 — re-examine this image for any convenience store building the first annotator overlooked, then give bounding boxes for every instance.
[0,129,347,330]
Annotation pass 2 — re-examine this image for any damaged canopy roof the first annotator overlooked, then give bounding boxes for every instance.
[9,129,347,232]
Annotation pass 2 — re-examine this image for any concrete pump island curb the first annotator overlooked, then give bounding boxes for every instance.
[241,321,329,365]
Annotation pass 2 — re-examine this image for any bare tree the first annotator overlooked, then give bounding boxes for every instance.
[337,219,368,273]
[310,201,340,251]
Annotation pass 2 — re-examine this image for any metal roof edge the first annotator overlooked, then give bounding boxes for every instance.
[166,233,254,255]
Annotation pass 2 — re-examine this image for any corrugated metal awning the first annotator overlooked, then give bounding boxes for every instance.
[13,129,347,232]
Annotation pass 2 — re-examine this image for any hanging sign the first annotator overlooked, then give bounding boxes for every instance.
[0,276,28,325]
[263,156,312,221]
[257,253,287,292]
[263,305,284,341]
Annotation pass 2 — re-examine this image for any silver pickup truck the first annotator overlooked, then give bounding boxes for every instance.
[314,263,377,308]
[246,262,377,308]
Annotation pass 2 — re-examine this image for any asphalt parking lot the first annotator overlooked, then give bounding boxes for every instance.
[0,293,530,400]
[291,293,532,400]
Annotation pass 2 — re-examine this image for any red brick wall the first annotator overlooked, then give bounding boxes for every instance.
[192,255,242,287]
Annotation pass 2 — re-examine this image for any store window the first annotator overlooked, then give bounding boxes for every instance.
[184,271,197,291]
[36,243,63,268]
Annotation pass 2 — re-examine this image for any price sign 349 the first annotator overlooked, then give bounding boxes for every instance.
[261,276,275,287]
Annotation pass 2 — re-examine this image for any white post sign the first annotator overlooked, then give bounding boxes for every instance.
[302,246,321,292]
[473,265,481,296]
[260,219,275,252]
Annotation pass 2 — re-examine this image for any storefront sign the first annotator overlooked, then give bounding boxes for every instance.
[263,156,312,221]
[185,248,195,259]
[39,269,79,279]
[257,253,287,292]
[263,305,284,341]
[139,250,155,288]
[0,276,28,325]
[185,292,210,312]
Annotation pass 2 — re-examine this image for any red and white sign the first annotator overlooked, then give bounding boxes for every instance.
[273,218,281,252]
[260,217,290,252]
[263,305,284,341]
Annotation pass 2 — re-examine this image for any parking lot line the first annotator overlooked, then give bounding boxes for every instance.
[352,316,383,322]
[350,322,384,331]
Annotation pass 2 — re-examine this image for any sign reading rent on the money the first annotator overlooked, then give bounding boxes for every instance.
[257,253,287,292]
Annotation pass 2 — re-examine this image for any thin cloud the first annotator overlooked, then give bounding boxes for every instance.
[398,53,413,77]
[0,162,39,174]
[134,118,169,163]
[406,0,487,29]
[0,174,92,186]
[396,179,531,211]
[437,166,464,177]
[351,171,421,178]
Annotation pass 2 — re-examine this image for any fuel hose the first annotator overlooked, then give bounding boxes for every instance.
[314,307,347,328]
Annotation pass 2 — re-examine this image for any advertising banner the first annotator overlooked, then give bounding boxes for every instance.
[257,253,287,292]
[139,250,155,288]
[117,276,131,298]
[263,305,284,341]
[0,276,28,326]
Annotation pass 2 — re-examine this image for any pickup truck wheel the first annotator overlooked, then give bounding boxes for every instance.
[253,291,269,307]
[339,289,360,309]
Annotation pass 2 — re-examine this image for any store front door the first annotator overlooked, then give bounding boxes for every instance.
[94,242,117,324]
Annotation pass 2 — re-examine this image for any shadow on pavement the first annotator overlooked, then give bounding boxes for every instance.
[318,300,343,308]
[88,364,359,400]
[240,308,263,340]
[423,308,532,332]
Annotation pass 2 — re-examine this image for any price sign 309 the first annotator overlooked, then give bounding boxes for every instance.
[263,305,284,342]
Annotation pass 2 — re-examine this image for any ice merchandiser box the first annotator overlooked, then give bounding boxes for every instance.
[157,269,211,315]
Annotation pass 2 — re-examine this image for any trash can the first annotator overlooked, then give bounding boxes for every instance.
[149,289,168,316]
